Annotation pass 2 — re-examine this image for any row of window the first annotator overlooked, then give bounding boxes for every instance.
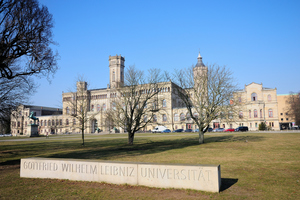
[250,93,272,102]
[242,109,273,119]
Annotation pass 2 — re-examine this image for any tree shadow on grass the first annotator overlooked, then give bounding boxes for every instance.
[220,178,238,191]
[0,134,265,166]
[45,135,265,161]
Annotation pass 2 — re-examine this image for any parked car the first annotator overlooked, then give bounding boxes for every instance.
[185,129,193,132]
[152,126,168,133]
[173,129,184,132]
[225,128,235,132]
[235,126,249,132]
[207,128,213,132]
[212,128,225,132]
[162,129,171,133]
[193,129,199,132]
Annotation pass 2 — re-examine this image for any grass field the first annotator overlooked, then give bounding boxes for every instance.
[0,132,299,199]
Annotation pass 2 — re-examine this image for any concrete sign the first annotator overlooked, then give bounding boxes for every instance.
[20,158,221,192]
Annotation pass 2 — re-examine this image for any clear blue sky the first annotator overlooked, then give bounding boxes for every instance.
[32,0,300,108]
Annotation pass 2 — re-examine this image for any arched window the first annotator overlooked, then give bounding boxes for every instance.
[180,113,185,121]
[52,120,55,126]
[193,113,199,119]
[40,121,43,126]
[153,114,157,122]
[260,109,262,118]
[228,111,233,119]
[97,104,100,111]
[269,109,273,118]
[254,109,258,118]
[162,99,167,108]
[186,113,191,121]
[162,114,167,122]
[91,105,94,111]
[249,110,251,118]
[48,120,51,126]
[103,104,106,111]
[174,113,179,122]
[251,93,257,101]
[239,111,243,119]
[268,94,272,102]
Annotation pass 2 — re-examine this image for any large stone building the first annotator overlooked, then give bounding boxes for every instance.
[11,54,293,136]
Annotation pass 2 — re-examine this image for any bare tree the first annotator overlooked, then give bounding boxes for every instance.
[286,92,300,126]
[0,76,34,133]
[110,65,165,145]
[64,77,98,146]
[174,64,239,144]
[0,0,58,79]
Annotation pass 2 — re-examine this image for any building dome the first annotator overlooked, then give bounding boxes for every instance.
[195,52,205,67]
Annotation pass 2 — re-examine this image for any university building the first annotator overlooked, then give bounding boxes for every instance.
[10,54,293,136]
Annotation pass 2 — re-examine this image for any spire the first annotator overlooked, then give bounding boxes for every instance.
[196,51,205,67]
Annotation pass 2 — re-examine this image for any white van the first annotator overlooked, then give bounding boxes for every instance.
[152,126,168,133]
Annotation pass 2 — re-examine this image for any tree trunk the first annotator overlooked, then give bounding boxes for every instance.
[82,128,84,146]
[128,132,134,145]
[198,131,204,144]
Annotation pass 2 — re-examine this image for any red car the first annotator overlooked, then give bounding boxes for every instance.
[225,128,235,132]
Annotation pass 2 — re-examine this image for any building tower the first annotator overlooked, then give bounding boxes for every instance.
[193,52,208,93]
[109,55,125,89]
[193,52,207,77]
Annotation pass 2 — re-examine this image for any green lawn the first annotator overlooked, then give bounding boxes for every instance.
[0,132,299,199]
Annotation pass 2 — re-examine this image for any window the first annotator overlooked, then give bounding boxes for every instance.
[103,104,106,111]
[250,123,252,128]
[260,109,262,118]
[73,119,76,125]
[238,97,242,103]
[41,121,43,126]
[286,118,288,121]
[162,114,167,122]
[239,111,243,119]
[174,113,179,122]
[255,123,257,128]
[66,107,70,114]
[66,119,69,125]
[186,113,191,121]
[52,120,55,126]
[280,113,283,115]
[91,105,94,111]
[17,121,20,127]
[48,120,51,126]
[112,102,116,110]
[112,70,115,81]
[162,99,167,108]
[254,109,258,118]
[153,114,157,122]
[56,119,59,126]
[268,109,273,118]
[143,115,147,122]
[97,104,100,111]
[268,94,271,102]
[251,93,257,101]
[180,113,185,121]
[44,120,47,126]
[228,111,233,119]
[281,118,283,121]
[59,119,62,125]
[193,113,199,119]
[249,110,251,118]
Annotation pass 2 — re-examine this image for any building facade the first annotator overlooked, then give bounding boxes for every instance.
[11,54,287,136]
